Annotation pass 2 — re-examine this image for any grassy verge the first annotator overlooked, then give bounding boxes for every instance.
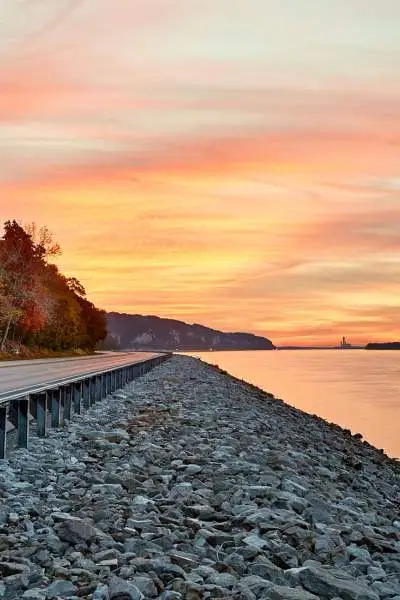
[0,347,95,361]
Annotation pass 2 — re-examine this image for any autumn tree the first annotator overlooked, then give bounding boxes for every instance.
[0,221,48,349]
[0,220,107,352]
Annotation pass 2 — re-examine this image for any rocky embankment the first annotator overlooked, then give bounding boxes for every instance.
[0,356,399,600]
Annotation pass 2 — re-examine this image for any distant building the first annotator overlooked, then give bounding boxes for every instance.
[340,336,352,348]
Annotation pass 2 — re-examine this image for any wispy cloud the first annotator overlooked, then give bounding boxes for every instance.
[0,0,399,344]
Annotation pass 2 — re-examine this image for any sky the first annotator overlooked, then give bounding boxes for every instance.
[0,0,399,345]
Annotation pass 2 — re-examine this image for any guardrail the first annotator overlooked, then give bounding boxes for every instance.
[0,353,172,459]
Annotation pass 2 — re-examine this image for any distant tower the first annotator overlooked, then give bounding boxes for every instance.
[340,336,351,348]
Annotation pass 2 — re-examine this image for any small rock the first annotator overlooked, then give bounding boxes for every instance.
[45,579,77,599]
[109,575,144,600]
[266,585,320,600]
[92,585,110,600]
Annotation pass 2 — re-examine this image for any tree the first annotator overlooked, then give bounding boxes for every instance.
[24,222,61,259]
[0,221,58,349]
[66,276,86,297]
[0,220,107,353]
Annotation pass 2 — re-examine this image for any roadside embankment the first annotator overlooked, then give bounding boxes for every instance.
[0,348,94,362]
[0,355,399,600]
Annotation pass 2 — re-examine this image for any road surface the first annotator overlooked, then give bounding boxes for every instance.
[0,352,160,403]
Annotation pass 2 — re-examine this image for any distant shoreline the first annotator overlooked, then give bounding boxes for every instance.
[365,342,400,350]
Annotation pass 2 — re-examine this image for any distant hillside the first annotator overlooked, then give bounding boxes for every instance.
[106,312,275,351]
[365,342,400,350]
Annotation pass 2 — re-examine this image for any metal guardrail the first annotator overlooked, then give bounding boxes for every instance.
[0,353,172,459]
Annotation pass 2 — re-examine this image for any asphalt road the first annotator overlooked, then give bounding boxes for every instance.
[0,352,160,402]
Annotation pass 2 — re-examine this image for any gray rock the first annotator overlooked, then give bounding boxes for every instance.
[92,484,124,494]
[370,580,400,598]
[0,507,9,525]
[109,575,144,600]
[266,585,320,600]
[238,575,273,598]
[299,565,379,600]
[103,430,130,443]
[243,533,269,549]
[45,579,77,598]
[129,576,158,598]
[247,486,272,499]
[248,556,287,584]
[22,590,47,600]
[0,561,30,576]
[53,513,107,543]
[208,572,237,587]
[185,464,202,475]
[367,565,386,581]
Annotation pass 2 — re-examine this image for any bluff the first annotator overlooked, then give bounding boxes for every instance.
[106,312,275,351]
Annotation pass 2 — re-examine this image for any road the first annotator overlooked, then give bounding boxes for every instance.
[0,352,160,403]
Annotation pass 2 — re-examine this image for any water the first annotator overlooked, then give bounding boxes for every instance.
[185,350,400,458]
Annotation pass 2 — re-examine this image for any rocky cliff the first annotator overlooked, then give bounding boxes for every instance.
[106,312,275,351]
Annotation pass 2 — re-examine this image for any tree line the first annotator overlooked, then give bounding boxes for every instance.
[0,220,107,353]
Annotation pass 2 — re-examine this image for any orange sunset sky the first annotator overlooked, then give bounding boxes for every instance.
[1,0,399,346]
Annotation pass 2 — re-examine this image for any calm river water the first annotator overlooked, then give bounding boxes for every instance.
[185,350,400,459]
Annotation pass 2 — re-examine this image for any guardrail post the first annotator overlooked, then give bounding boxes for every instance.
[83,379,90,409]
[17,396,29,449]
[95,375,100,402]
[90,377,96,406]
[51,389,61,428]
[64,386,72,421]
[36,392,47,437]
[0,406,7,459]
[74,381,82,414]
[59,386,65,426]
[30,394,38,420]
[9,401,18,429]
[96,375,102,402]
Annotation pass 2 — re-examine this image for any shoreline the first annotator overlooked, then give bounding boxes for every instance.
[204,358,400,465]
[0,355,399,600]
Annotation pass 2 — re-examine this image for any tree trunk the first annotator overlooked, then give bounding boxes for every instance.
[0,315,13,351]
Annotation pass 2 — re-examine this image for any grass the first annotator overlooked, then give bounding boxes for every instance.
[0,346,94,361]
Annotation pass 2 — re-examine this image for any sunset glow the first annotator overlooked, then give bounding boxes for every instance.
[1,0,399,345]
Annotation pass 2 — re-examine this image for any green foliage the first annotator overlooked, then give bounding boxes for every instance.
[0,220,107,351]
